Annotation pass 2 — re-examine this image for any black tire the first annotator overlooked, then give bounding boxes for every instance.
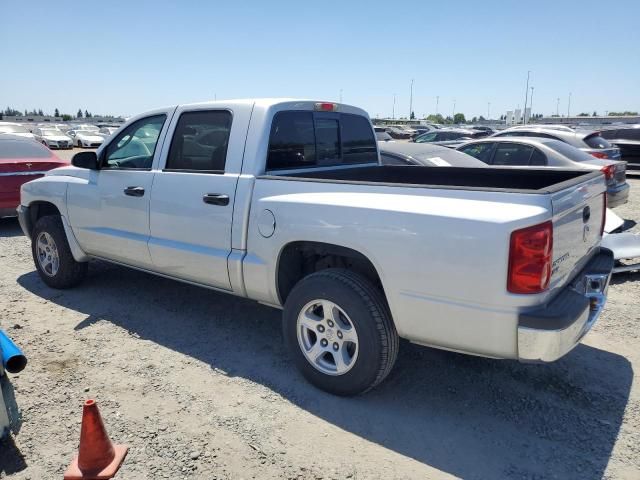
[283,269,399,396]
[31,215,87,289]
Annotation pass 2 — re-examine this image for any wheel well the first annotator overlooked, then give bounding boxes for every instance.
[28,202,61,233]
[277,241,385,304]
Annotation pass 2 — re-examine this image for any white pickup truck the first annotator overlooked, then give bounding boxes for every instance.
[18,99,613,395]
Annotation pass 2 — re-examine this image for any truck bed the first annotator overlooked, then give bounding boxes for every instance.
[262,165,601,194]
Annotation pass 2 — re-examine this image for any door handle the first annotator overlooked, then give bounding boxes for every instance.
[203,193,229,206]
[124,186,145,197]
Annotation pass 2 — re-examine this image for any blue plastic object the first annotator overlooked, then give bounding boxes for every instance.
[0,330,27,374]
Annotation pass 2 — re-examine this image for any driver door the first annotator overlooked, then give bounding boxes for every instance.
[66,113,172,268]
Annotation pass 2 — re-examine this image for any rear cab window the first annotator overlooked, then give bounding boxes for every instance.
[266,111,376,170]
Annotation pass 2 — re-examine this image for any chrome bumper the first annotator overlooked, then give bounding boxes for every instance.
[517,249,613,362]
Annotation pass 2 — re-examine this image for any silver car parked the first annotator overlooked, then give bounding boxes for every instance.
[457,137,629,207]
[493,125,621,160]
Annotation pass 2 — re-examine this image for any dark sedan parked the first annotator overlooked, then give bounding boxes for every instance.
[379,141,488,167]
[600,125,640,172]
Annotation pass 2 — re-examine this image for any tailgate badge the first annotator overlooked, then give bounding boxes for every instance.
[583,225,591,242]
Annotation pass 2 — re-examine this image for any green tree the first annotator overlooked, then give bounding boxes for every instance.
[54,108,60,117]
[38,109,44,116]
[85,109,90,118]
[77,109,83,118]
[62,114,72,121]
[410,111,415,120]
[593,111,598,117]
[479,115,486,121]
[426,113,445,124]
[453,113,466,124]
[471,116,477,123]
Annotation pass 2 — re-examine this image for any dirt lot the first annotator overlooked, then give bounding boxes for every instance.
[0,172,639,479]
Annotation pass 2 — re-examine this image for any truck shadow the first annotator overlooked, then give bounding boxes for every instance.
[18,262,633,480]
[0,217,24,238]
[0,377,27,475]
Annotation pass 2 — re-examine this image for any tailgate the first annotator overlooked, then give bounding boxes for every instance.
[549,174,606,292]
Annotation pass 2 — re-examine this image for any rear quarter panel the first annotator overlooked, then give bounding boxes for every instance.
[244,178,554,358]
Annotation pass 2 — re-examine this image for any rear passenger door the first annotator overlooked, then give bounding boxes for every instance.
[148,104,252,290]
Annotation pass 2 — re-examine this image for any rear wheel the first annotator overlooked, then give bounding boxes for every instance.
[31,215,87,289]
[283,269,399,396]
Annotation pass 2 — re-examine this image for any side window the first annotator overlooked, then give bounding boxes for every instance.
[267,111,316,170]
[380,153,411,165]
[341,114,377,164]
[415,132,437,143]
[460,143,494,163]
[600,129,618,140]
[104,115,166,169]
[493,143,534,166]
[619,129,640,141]
[165,110,232,172]
[529,148,547,166]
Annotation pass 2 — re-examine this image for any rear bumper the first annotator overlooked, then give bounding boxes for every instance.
[607,182,630,208]
[517,248,613,362]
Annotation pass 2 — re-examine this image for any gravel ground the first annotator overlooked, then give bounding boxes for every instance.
[0,173,639,479]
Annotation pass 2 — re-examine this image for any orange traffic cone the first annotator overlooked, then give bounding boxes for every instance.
[63,399,128,480]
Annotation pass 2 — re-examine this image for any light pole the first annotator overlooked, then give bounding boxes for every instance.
[523,71,531,124]
[556,97,560,116]
[529,87,534,121]
[409,79,414,119]
[567,92,572,118]
[436,96,439,115]
[487,102,491,120]
[452,99,456,124]
[392,94,396,119]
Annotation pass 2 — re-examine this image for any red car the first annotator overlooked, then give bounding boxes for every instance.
[0,135,68,217]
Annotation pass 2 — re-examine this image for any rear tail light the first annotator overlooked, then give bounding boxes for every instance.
[590,151,608,159]
[507,221,553,294]
[600,164,615,180]
[601,193,607,236]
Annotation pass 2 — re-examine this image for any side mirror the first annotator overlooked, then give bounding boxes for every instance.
[72,151,99,170]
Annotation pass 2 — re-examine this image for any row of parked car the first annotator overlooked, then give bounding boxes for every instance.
[375,123,633,207]
[0,122,120,149]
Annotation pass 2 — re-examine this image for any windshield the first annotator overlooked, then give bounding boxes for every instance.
[376,131,393,141]
[76,130,97,135]
[42,129,60,136]
[0,124,29,134]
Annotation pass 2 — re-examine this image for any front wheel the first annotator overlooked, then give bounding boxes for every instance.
[283,269,399,396]
[31,215,87,289]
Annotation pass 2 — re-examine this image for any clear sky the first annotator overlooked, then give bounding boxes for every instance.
[1,0,639,119]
